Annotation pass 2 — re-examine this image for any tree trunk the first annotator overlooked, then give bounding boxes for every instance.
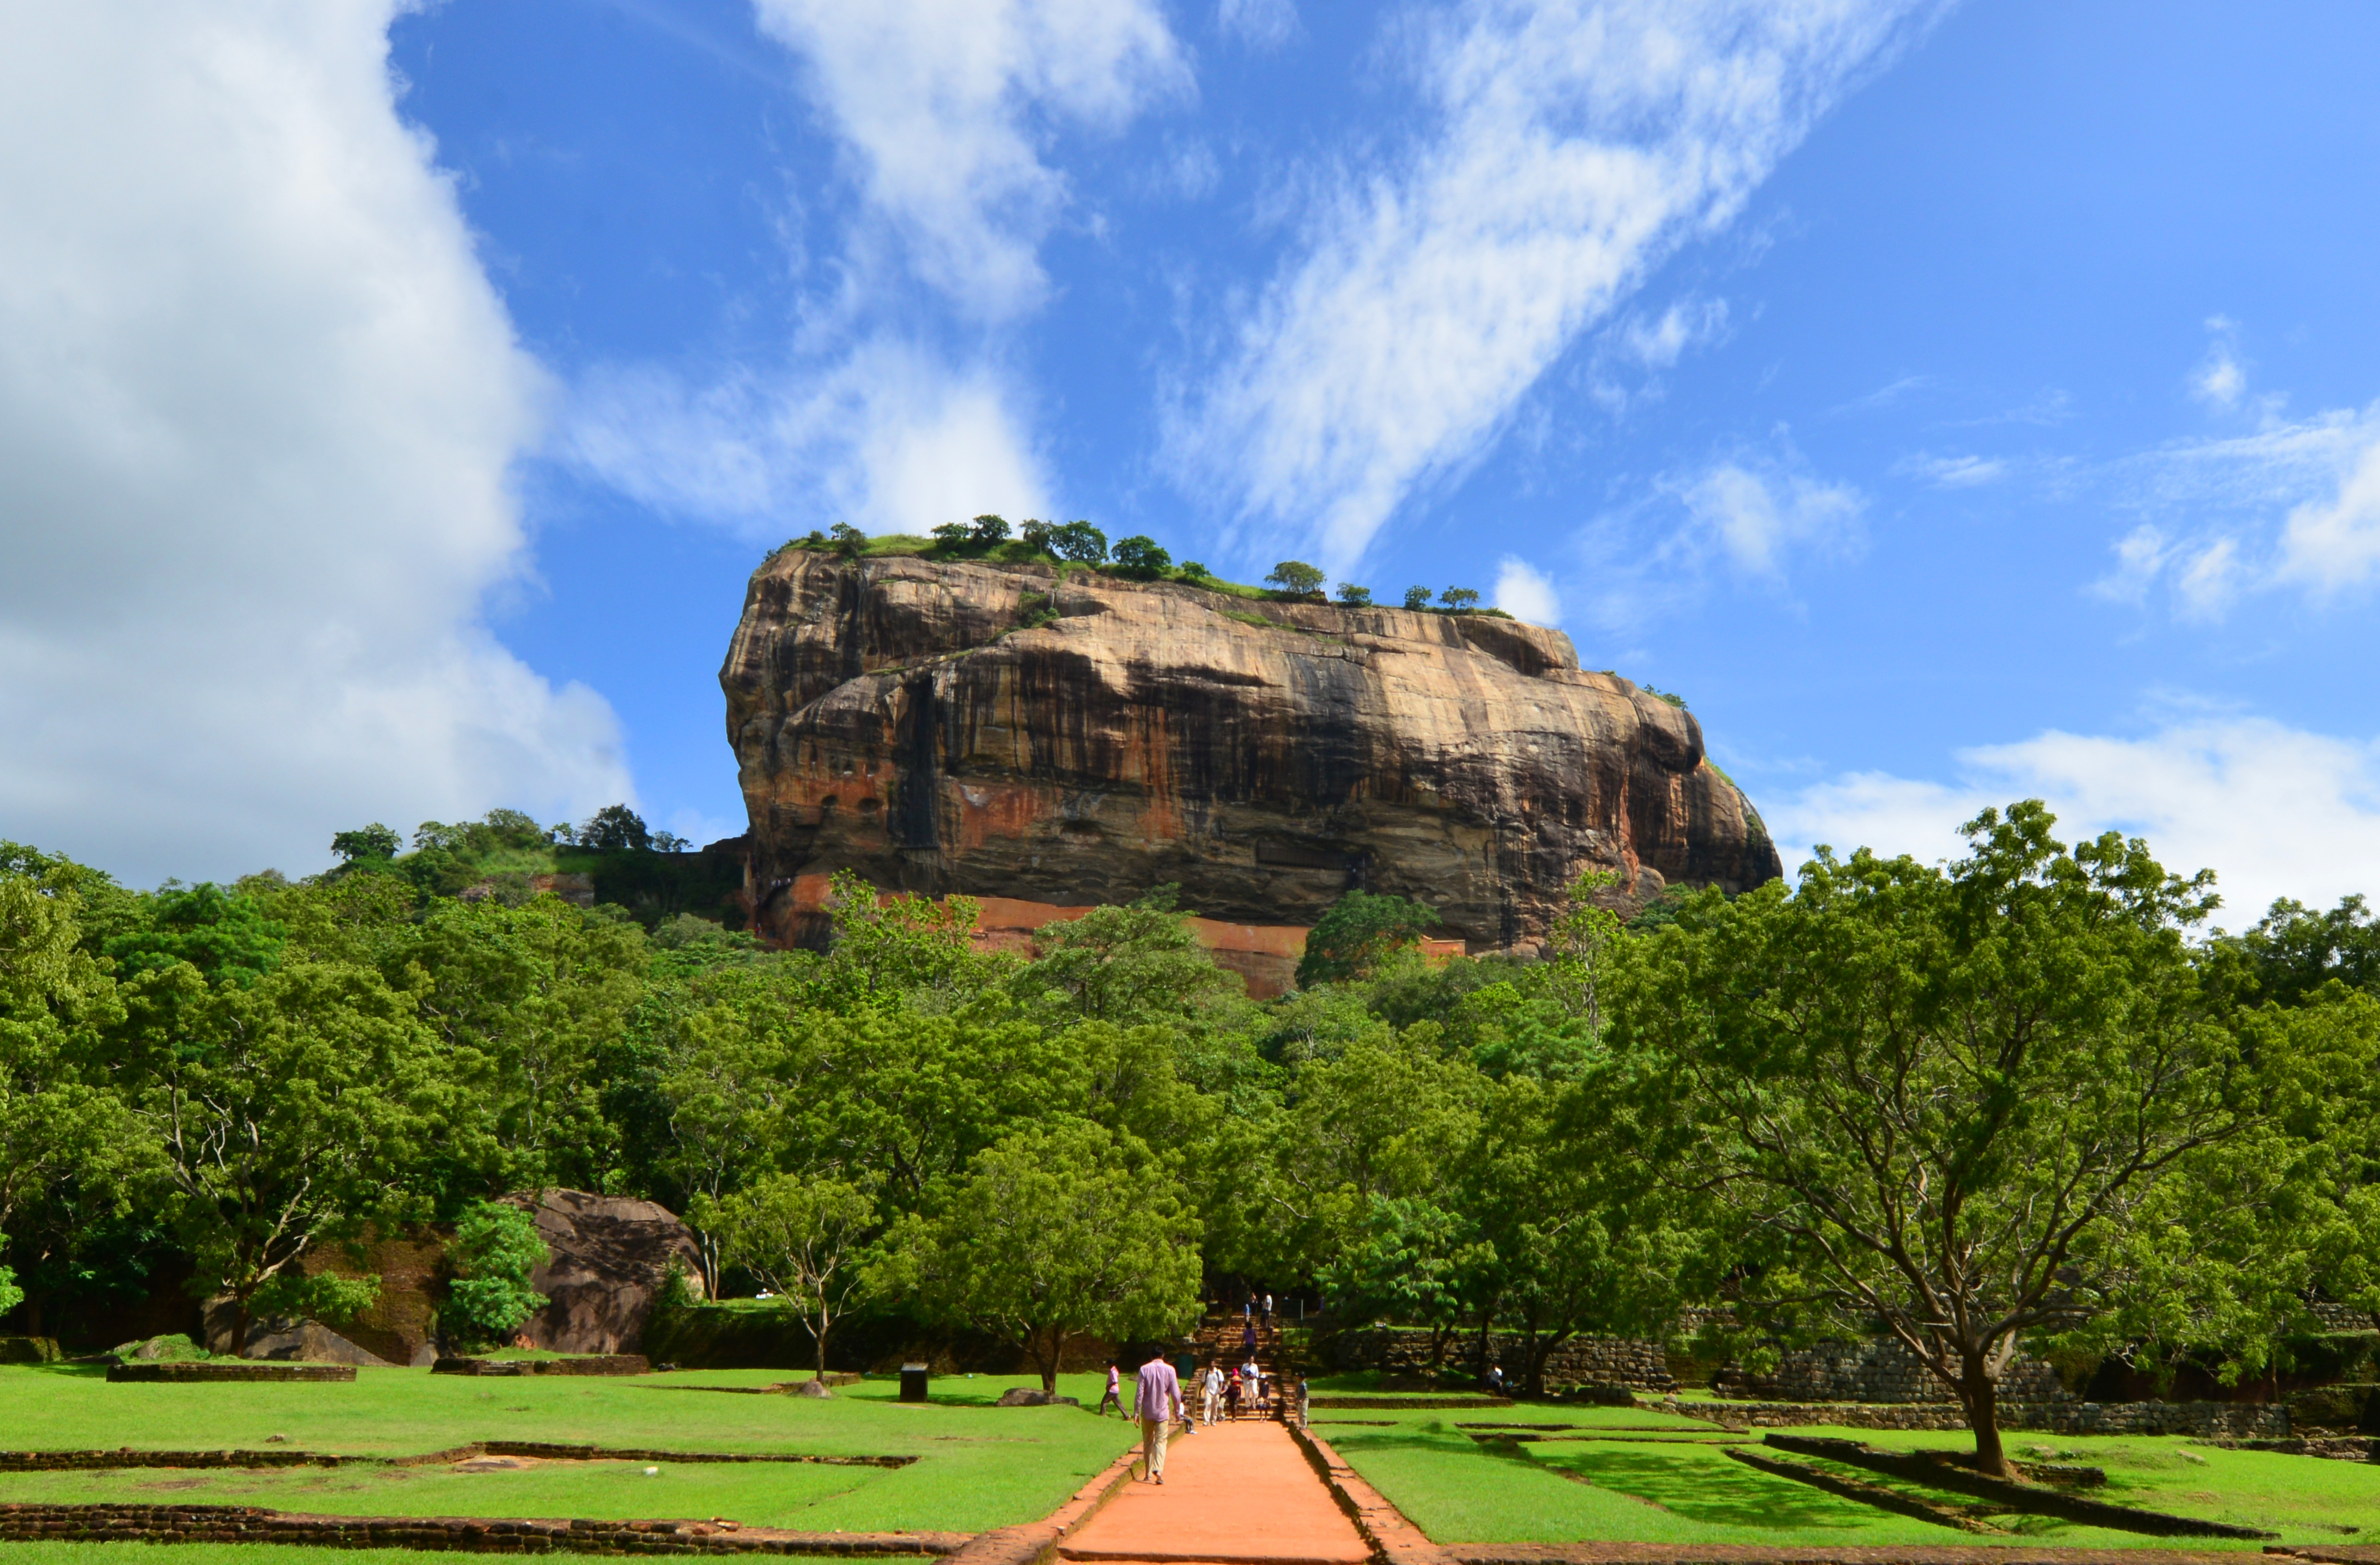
[1959,1359,2008,1476]
[813,1308,830,1381]
[1038,1327,1066,1394]
[227,1296,250,1359]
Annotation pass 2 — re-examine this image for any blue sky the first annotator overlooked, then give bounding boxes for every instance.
[5,0,2379,921]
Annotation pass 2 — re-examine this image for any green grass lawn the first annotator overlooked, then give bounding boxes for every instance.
[1319,1407,2380,1550]
[0,1365,1134,1536]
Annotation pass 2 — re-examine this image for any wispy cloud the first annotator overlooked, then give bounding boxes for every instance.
[1170,0,1946,571]
[1669,452,1864,579]
[1218,0,1299,50]
[1893,452,2007,488]
[2190,314,2246,410]
[565,0,1188,538]
[1766,715,2380,926]
[2089,401,2380,619]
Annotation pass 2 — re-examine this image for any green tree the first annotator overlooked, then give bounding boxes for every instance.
[1111,535,1171,576]
[105,884,287,987]
[1265,561,1325,596]
[930,520,975,549]
[1014,888,1239,1025]
[2234,894,2380,1005]
[701,1174,877,1380]
[1541,869,1624,1032]
[1438,587,1480,612]
[830,521,867,558]
[118,959,443,1354]
[412,895,647,1193]
[1334,583,1372,606]
[1402,586,1432,610]
[578,805,653,852]
[1296,890,1439,987]
[878,1119,1201,1392]
[439,1199,551,1348]
[1317,1195,1481,1372]
[970,514,1011,544]
[1612,802,2361,1474]
[1051,520,1108,564]
[330,824,401,864]
[1179,561,1211,578]
[0,860,154,1329]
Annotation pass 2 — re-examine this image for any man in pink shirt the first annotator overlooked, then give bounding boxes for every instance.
[1133,1347,1184,1484]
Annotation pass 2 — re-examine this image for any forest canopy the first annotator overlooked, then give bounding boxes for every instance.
[1,803,2375,1465]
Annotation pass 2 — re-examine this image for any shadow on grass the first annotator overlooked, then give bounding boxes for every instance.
[1538,1445,1894,1533]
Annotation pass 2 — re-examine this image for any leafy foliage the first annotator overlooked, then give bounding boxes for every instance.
[1266,560,1326,596]
[1402,586,1432,610]
[1111,535,1170,576]
[439,1199,550,1347]
[1438,587,1480,612]
[1335,583,1372,606]
[1296,890,1441,987]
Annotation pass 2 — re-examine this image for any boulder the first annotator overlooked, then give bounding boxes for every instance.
[994,1387,1080,1406]
[507,1189,706,1356]
[724,552,1782,955]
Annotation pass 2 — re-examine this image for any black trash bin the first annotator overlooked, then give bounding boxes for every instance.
[899,1363,929,1403]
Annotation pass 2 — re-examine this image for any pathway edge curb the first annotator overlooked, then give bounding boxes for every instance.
[1286,1421,1442,1565]
[946,1434,1143,1565]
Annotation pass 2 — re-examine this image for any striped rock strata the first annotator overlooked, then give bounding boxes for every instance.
[722,550,1782,955]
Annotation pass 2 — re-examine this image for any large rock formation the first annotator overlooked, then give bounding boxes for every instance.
[723,550,1782,954]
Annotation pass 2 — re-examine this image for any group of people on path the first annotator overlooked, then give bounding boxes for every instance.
[1095,1340,1307,1484]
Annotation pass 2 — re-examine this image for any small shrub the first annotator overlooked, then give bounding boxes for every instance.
[1402,586,1432,610]
[829,522,868,558]
[1016,591,1060,629]
[439,1201,552,1350]
[1335,583,1372,606]
[1641,685,1688,708]
[1438,586,1480,613]
[1179,561,1211,578]
[930,520,975,549]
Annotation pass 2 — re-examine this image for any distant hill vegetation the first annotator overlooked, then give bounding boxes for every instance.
[331,805,745,931]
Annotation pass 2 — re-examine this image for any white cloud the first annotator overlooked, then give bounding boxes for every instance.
[2274,427,2380,592]
[753,0,1189,322]
[0,0,628,886]
[565,340,1052,538]
[1218,0,1300,50]
[1672,460,1864,578]
[2090,403,2380,615]
[1172,0,1941,570]
[566,0,1185,541]
[1895,452,2006,488]
[1620,297,1730,369]
[1492,556,1562,626]
[2191,315,2245,409]
[1766,717,2380,925]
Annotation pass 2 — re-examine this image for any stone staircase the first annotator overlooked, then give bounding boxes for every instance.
[1189,1311,1292,1421]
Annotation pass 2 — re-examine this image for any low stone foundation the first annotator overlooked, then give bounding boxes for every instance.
[1672,1398,2289,1438]
[106,1363,355,1384]
[0,1503,958,1555]
[432,1356,649,1377]
[1331,1329,1675,1391]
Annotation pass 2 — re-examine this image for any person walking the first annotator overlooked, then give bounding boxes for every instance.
[1295,1372,1310,1430]
[1241,1319,1257,1357]
[1097,1359,1123,1417]
[1201,1359,1224,1427]
[1262,1293,1273,1328]
[1223,1369,1242,1421]
[1134,1346,1183,1485]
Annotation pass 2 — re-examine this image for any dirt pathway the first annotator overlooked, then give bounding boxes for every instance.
[1059,1419,1371,1565]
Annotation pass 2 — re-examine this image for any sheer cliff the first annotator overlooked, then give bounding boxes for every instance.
[722,550,1782,953]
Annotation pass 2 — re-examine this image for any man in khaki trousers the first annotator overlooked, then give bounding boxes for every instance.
[1134,1347,1185,1484]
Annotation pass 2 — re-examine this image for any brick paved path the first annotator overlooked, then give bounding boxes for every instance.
[1058,1420,1369,1565]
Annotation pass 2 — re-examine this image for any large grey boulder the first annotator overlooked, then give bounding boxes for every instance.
[507,1189,706,1355]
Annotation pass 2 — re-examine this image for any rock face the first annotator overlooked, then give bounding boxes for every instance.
[508,1190,706,1356]
[723,550,1783,953]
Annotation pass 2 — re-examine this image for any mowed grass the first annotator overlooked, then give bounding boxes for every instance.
[0,1366,1135,1535]
[1318,1406,2380,1550]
